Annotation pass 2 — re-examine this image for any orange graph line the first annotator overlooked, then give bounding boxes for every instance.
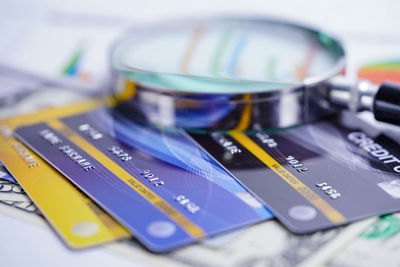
[296,42,318,81]
[180,27,205,75]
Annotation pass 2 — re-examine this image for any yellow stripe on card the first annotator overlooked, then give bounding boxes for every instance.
[231,94,252,132]
[0,120,130,248]
[47,119,206,239]
[229,132,346,224]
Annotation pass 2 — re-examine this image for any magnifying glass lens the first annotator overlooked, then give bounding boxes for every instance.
[112,18,344,94]
[111,18,348,132]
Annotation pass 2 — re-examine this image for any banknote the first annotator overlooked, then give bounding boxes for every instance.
[1,200,39,214]
[105,218,373,267]
[0,178,39,214]
[0,178,31,202]
[328,213,400,267]
[0,179,44,227]
[0,174,375,266]
[0,199,44,228]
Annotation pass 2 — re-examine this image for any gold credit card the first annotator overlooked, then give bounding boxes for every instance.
[0,100,130,248]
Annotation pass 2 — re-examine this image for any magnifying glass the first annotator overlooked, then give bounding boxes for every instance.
[110,17,400,132]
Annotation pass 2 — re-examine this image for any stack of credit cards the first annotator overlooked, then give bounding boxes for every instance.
[0,101,271,252]
[1,100,400,252]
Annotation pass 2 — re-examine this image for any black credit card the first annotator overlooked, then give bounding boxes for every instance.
[189,111,400,233]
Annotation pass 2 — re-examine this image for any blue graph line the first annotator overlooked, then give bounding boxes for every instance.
[227,33,248,77]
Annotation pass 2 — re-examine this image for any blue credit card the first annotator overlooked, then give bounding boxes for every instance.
[0,162,17,183]
[14,106,272,252]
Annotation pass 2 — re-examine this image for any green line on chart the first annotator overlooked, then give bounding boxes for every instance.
[211,26,234,76]
[62,45,85,76]
[266,57,277,80]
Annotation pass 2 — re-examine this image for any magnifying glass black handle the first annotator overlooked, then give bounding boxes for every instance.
[329,78,400,126]
[373,82,400,126]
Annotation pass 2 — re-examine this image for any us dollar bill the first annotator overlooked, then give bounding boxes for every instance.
[1,200,38,213]
[105,218,374,267]
[328,213,400,267]
[0,164,375,267]
[0,173,43,226]
[0,160,39,214]
[0,178,40,214]
[0,178,31,202]
[0,177,43,227]
[0,172,378,267]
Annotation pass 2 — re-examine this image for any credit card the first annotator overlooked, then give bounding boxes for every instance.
[15,106,272,252]
[0,161,17,183]
[189,111,400,234]
[105,107,271,219]
[0,101,130,248]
